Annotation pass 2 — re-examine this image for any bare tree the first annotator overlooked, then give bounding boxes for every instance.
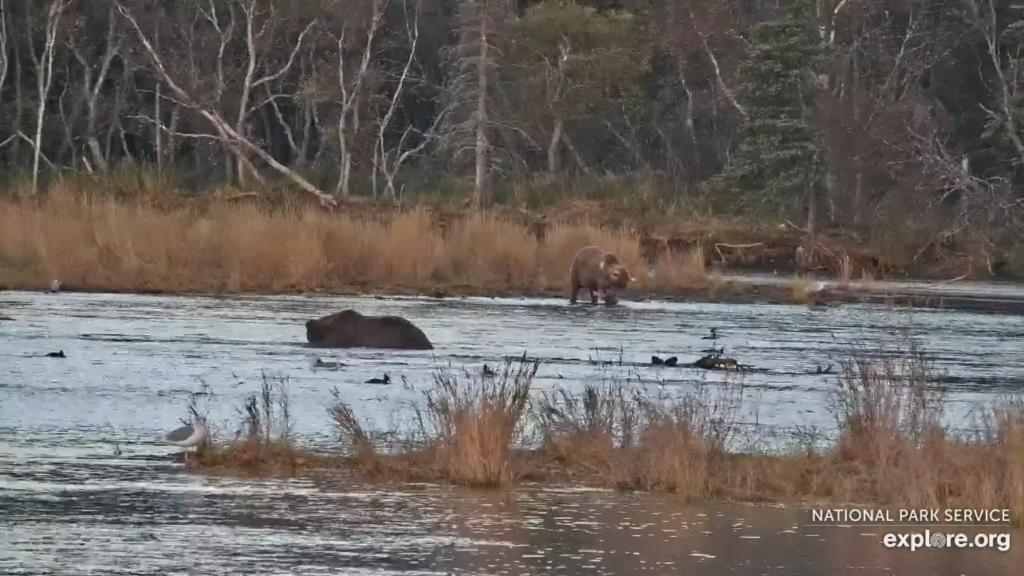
[67,4,121,174]
[471,9,491,208]
[232,0,316,185]
[818,0,955,228]
[330,0,386,197]
[266,42,318,170]
[442,0,514,210]
[27,0,69,194]
[0,0,10,150]
[962,0,1024,168]
[372,0,446,199]
[193,0,238,180]
[656,0,746,178]
[116,1,337,207]
[511,3,651,177]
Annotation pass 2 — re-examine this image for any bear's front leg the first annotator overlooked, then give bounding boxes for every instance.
[602,291,619,306]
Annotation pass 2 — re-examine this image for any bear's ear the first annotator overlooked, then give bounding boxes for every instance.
[600,253,617,268]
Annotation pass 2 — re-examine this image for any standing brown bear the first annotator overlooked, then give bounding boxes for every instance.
[568,245,636,306]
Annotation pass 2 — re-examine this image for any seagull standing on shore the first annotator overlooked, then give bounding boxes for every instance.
[165,415,209,464]
[49,279,62,293]
[806,280,831,311]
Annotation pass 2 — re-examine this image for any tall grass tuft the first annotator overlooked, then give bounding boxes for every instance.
[412,357,537,487]
[199,372,301,469]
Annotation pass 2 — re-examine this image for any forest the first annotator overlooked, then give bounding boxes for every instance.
[1,0,1023,268]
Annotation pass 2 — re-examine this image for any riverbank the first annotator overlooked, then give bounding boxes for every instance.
[0,190,700,294]
[194,350,1024,528]
[3,190,1024,314]
[8,278,1024,316]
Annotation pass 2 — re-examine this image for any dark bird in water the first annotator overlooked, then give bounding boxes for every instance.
[651,355,678,367]
[46,350,66,358]
[815,364,834,375]
[701,328,718,340]
[701,346,725,355]
[482,364,497,377]
[314,358,346,369]
[365,374,391,384]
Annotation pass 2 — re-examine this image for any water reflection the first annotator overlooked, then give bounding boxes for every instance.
[1,437,1018,575]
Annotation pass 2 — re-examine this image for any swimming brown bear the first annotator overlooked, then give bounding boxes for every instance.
[568,245,636,306]
[305,310,434,350]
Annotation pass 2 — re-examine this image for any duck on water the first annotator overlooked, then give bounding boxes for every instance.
[365,374,391,384]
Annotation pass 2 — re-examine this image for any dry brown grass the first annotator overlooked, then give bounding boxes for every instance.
[788,274,815,303]
[196,372,326,471]
[3,169,1011,287]
[199,342,1024,526]
[412,360,534,486]
[0,186,714,294]
[648,240,708,290]
[837,254,854,285]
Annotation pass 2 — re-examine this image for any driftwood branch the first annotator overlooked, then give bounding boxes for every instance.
[713,242,764,264]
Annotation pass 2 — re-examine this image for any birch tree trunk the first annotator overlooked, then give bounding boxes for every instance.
[29,0,68,194]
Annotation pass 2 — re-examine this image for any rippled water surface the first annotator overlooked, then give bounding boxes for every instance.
[2,290,1023,440]
[2,290,1023,574]
[1,438,1020,575]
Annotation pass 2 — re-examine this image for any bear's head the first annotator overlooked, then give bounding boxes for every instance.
[305,318,329,343]
[306,310,363,343]
[600,253,635,290]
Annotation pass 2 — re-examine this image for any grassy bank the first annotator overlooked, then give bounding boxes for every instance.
[0,177,1012,298]
[0,186,710,295]
[193,344,1024,527]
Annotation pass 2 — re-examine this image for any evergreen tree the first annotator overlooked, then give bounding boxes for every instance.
[727,0,827,227]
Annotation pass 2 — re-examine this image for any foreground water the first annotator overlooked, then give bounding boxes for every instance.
[2,290,1023,574]
[1,436,1020,575]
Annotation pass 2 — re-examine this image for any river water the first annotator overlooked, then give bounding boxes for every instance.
[1,290,1022,574]
[0,440,1019,575]
[2,290,1021,442]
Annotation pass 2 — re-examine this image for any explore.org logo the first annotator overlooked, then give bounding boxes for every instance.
[806,508,1014,553]
[882,530,1011,552]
